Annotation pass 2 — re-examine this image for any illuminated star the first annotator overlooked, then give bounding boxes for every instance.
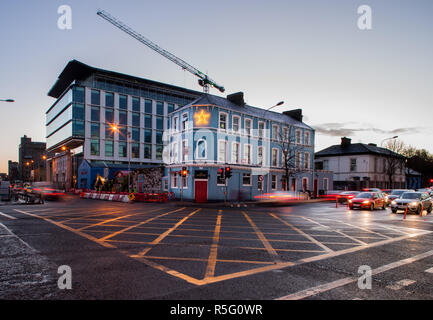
[194,109,210,125]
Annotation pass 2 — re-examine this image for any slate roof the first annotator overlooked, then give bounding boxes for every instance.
[175,94,313,130]
[315,143,405,158]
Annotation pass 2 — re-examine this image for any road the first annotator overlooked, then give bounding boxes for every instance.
[0,197,433,300]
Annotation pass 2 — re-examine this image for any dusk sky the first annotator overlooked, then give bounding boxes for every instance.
[0,0,432,173]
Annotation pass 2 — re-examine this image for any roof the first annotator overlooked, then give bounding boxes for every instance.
[48,60,203,99]
[315,143,405,158]
[176,94,313,129]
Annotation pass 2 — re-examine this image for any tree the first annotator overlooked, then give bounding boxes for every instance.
[383,139,406,189]
[277,125,307,191]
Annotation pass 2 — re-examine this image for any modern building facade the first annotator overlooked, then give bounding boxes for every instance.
[45,60,202,189]
[8,161,19,182]
[315,137,406,190]
[18,135,47,182]
[164,92,330,202]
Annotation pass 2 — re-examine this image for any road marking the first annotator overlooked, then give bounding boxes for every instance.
[99,207,186,241]
[0,222,35,251]
[298,216,368,246]
[138,255,275,265]
[204,210,222,278]
[59,209,127,223]
[386,279,416,290]
[76,207,164,231]
[425,267,433,273]
[137,208,202,257]
[317,218,391,239]
[0,211,17,220]
[276,249,433,300]
[269,213,333,253]
[242,211,281,262]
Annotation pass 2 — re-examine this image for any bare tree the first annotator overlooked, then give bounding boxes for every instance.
[277,125,307,191]
[383,139,406,189]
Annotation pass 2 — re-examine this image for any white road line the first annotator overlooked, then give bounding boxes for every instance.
[0,222,35,251]
[425,267,433,273]
[386,279,416,290]
[0,211,17,220]
[276,249,433,300]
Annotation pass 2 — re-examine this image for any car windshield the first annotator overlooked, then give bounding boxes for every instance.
[401,192,421,200]
[354,192,373,199]
[391,190,406,196]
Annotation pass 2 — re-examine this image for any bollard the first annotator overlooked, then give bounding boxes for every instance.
[336,198,338,208]
[420,203,424,216]
[403,204,408,220]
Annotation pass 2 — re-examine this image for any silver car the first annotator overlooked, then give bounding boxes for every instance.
[390,192,432,214]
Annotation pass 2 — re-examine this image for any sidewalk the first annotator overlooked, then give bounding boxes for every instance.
[162,198,328,208]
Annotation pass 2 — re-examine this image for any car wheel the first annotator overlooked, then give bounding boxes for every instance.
[382,203,386,210]
[391,209,397,213]
[427,205,432,214]
[349,205,353,210]
[417,206,422,215]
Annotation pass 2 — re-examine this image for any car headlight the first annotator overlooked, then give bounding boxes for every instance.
[362,200,370,204]
[391,201,397,205]
[410,202,418,207]
[348,200,352,203]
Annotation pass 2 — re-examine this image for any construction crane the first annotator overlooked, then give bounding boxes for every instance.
[97,9,225,94]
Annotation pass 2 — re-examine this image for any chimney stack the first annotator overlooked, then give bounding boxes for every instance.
[227,92,245,106]
[341,137,351,147]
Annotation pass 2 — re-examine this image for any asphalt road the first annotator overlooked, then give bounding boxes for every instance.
[1,196,433,300]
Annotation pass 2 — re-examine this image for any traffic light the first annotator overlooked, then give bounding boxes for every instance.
[225,167,232,179]
[217,168,225,180]
[181,167,188,177]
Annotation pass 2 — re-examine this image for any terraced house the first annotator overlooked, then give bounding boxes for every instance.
[165,92,331,202]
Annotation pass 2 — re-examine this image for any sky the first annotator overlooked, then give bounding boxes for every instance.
[0,0,432,173]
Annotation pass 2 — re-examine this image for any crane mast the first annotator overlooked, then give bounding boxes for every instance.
[97,9,225,93]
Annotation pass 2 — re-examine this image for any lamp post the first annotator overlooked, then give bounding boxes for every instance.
[127,130,131,193]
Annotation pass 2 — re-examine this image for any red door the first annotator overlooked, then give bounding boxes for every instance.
[194,180,208,203]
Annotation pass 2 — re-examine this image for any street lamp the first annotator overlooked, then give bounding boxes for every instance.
[0,99,14,102]
[381,136,398,147]
[110,124,132,193]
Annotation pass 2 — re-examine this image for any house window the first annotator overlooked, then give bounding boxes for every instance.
[350,158,357,172]
[218,140,227,163]
[304,131,310,145]
[323,178,329,191]
[182,113,188,130]
[272,125,279,140]
[232,142,240,164]
[245,119,252,135]
[163,179,169,191]
[232,116,240,133]
[272,148,278,167]
[283,127,289,141]
[258,175,264,191]
[171,142,178,163]
[171,173,178,188]
[295,130,301,144]
[182,140,188,162]
[197,139,207,159]
[323,160,329,170]
[173,116,179,132]
[258,146,263,166]
[295,152,301,168]
[181,176,188,189]
[271,175,277,190]
[242,173,252,186]
[258,122,264,138]
[244,144,252,164]
[304,152,310,169]
[219,113,227,130]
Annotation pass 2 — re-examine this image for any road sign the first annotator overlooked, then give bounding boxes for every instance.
[128,193,135,201]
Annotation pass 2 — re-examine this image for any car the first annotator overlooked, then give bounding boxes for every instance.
[337,191,360,203]
[319,190,342,201]
[390,192,432,214]
[362,188,381,192]
[387,189,415,203]
[348,192,386,210]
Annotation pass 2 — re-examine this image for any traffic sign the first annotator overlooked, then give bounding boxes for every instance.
[128,193,135,201]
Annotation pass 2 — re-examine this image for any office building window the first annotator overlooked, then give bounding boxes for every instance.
[242,173,252,186]
[155,131,163,144]
[105,92,114,107]
[105,108,114,123]
[131,127,140,142]
[144,114,152,128]
[72,121,84,137]
[155,145,163,160]
[167,103,175,114]
[91,123,100,138]
[72,103,85,120]
[90,139,99,156]
[132,112,140,127]
[156,116,164,130]
[132,97,140,112]
[105,125,114,140]
[105,140,113,157]
[119,142,127,157]
[131,143,140,159]
[73,86,85,103]
[156,101,164,115]
[119,94,127,109]
[119,110,127,125]
[144,144,152,159]
[91,89,100,105]
[145,99,152,113]
[144,129,152,143]
[119,127,127,141]
[91,106,100,122]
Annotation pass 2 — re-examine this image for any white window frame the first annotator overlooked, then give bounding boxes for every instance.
[171,173,178,188]
[171,141,178,163]
[295,129,302,144]
[244,144,252,165]
[196,139,207,160]
[182,139,188,162]
[304,152,310,169]
[244,118,252,136]
[242,173,252,186]
[218,140,227,163]
[304,131,310,146]
[173,116,179,132]
[181,175,188,189]
[323,178,329,191]
[258,121,265,139]
[272,125,279,140]
[219,112,228,131]
[295,151,301,168]
[272,148,279,167]
[181,112,189,131]
[283,127,289,141]
[232,115,241,133]
[258,146,263,166]
[271,175,277,190]
[232,142,240,164]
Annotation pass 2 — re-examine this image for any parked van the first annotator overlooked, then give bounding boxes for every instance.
[0,181,11,201]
